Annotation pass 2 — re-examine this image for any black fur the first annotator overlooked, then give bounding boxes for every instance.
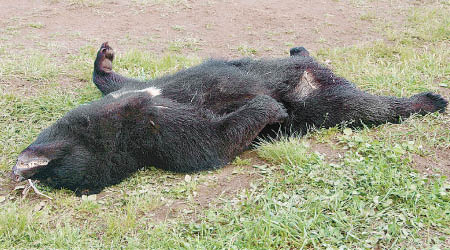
[11,42,448,194]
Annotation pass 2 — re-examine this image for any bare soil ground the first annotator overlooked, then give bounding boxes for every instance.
[412,148,450,178]
[1,0,448,222]
[1,0,413,58]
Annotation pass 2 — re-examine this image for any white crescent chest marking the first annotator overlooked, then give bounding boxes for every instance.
[111,87,162,98]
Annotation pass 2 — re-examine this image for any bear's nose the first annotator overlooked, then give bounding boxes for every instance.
[10,167,26,182]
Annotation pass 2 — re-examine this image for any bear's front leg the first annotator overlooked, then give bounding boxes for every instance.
[215,95,288,158]
[146,95,287,173]
[93,42,145,95]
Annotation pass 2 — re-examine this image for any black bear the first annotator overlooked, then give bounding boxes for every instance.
[11,42,448,194]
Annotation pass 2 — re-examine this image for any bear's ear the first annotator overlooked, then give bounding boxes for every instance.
[12,141,69,181]
[290,46,310,57]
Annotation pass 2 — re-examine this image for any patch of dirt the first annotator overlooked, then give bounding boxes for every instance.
[438,87,450,101]
[0,173,17,198]
[0,171,52,206]
[150,150,265,222]
[308,140,345,164]
[0,77,87,97]
[412,148,450,178]
[0,0,417,59]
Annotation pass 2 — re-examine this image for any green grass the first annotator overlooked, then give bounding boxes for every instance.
[316,6,449,97]
[0,2,449,249]
[0,53,60,82]
[255,134,449,248]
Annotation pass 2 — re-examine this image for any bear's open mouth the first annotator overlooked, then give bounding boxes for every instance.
[11,158,50,182]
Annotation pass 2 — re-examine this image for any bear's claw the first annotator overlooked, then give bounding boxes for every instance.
[412,92,448,113]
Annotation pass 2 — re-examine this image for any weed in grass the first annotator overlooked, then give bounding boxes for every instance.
[29,23,45,29]
[283,42,294,47]
[232,156,252,167]
[66,0,104,7]
[171,25,185,32]
[360,11,376,22]
[205,23,213,30]
[132,0,186,5]
[0,53,60,81]
[167,37,202,53]
[237,45,258,56]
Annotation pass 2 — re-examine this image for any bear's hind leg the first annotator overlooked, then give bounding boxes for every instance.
[287,84,448,132]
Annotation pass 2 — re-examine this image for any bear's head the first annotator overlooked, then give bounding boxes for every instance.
[11,138,94,189]
[11,89,162,192]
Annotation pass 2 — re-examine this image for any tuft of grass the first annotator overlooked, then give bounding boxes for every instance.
[29,23,45,29]
[237,45,258,56]
[171,25,185,32]
[67,0,104,7]
[232,156,252,166]
[257,137,320,166]
[167,37,202,53]
[131,0,186,5]
[0,53,60,81]
[360,11,376,21]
